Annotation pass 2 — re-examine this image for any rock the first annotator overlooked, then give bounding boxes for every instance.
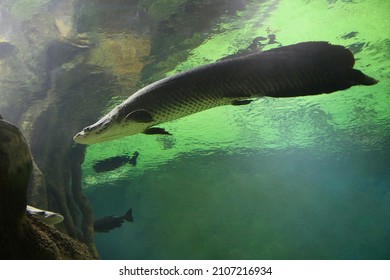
[0,40,18,59]
[28,160,48,208]
[0,118,97,259]
[0,119,32,225]
[86,32,150,90]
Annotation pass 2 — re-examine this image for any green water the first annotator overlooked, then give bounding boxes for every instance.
[82,0,390,259]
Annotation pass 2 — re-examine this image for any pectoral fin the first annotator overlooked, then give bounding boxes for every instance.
[125,110,154,123]
[143,127,172,135]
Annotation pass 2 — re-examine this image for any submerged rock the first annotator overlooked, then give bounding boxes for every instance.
[0,118,96,259]
[0,40,18,59]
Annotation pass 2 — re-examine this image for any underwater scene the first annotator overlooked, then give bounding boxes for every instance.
[0,0,389,259]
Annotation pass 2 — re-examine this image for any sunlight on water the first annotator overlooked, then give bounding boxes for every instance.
[83,0,390,188]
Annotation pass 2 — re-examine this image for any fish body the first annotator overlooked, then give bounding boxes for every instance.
[73,41,377,145]
[94,208,133,233]
[26,205,64,225]
[92,151,139,173]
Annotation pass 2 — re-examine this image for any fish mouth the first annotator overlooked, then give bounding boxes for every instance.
[73,127,125,145]
[73,130,105,145]
[73,117,116,144]
[73,131,91,144]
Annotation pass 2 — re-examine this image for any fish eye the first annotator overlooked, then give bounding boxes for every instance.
[83,127,92,133]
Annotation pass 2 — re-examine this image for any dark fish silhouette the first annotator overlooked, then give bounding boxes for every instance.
[92,151,139,173]
[94,208,133,233]
[74,41,378,144]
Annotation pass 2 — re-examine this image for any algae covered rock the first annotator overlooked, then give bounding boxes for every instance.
[86,33,151,90]
[0,118,32,225]
[0,118,96,259]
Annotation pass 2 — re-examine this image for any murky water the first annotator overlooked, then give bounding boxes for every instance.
[89,147,390,259]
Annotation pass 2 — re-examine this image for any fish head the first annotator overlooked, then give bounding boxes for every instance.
[73,114,118,144]
[26,205,64,225]
[73,106,150,144]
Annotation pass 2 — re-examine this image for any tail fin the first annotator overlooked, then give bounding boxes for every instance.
[128,151,139,166]
[123,208,133,222]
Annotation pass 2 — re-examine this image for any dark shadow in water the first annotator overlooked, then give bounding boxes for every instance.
[86,145,390,260]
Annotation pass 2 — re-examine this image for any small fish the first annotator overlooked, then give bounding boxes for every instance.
[341,31,359,40]
[26,205,64,225]
[92,151,139,173]
[73,41,378,145]
[94,208,134,233]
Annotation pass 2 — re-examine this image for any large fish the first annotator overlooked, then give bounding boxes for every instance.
[73,41,377,144]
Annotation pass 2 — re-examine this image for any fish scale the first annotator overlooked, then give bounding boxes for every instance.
[146,80,228,123]
[74,41,378,144]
